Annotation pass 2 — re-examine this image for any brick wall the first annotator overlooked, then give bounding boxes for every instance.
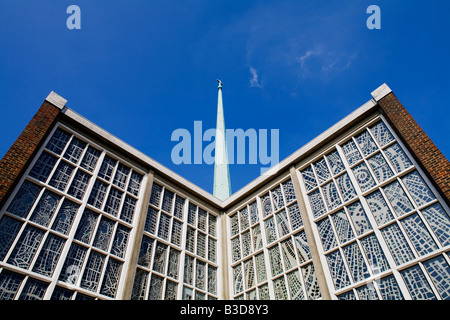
[0,100,60,206]
[378,92,450,205]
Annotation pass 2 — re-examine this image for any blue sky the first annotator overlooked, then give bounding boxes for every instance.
[0,0,449,196]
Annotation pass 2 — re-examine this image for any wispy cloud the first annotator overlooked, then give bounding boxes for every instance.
[249,66,262,88]
[297,49,320,68]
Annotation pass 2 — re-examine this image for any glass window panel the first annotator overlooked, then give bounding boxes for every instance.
[337,290,357,300]
[401,213,439,256]
[165,280,178,300]
[110,225,130,258]
[183,255,194,285]
[0,216,23,261]
[63,137,86,164]
[120,195,136,224]
[367,153,393,183]
[148,274,164,300]
[29,152,58,182]
[198,208,208,232]
[181,286,193,300]
[0,270,25,300]
[144,206,158,234]
[326,150,345,176]
[112,163,130,189]
[384,143,412,173]
[162,189,174,214]
[335,173,357,203]
[356,282,379,300]
[258,284,270,300]
[401,171,436,207]
[171,219,183,247]
[261,193,272,217]
[185,226,195,253]
[377,275,404,300]
[100,258,123,298]
[80,146,101,173]
[68,169,91,200]
[342,242,370,282]
[308,189,326,219]
[283,179,296,204]
[50,286,74,300]
[239,207,249,231]
[360,234,390,273]
[7,180,42,218]
[149,183,162,208]
[301,263,322,300]
[280,238,297,270]
[243,258,256,289]
[233,264,243,295]
[326,250,351,290]
[208,237,216,263]
[167,248,180,280]
[59,243,87,284]
[294,231,312,263]
[241,230,251,258]
[255,252,267,283]
[230,213,239,237]
[93,217,115,252]
[252,224,263,251]
[342,139,363,166]
[287,203,303,230]
[152,242,168,274]
[98,156,116,182]
[275,209,290,237]
[29,189,61,227]
[7,225,45,269]
[209,214,216,237]
[268,245,283,277]
[381,223,415,265]
[131,268,148,300]
[273,276,288,300]
[352,162,376,192]
[137,235,154,268]
[331,210,355,244]
[286,270,304,300]
[423,255,450,300]
[196,232,206,258]
[383,181,414,216]
[271,186,285,211]
[173,195,185,220]
[74,209,100,244]
[322,180,342,210]
[421,203,450,247]
[231,236,241,262]
[32,234,66,277]
[401,265,437,300]
[314,157,331,184]
[249,201,259,225]
[187,203,197,226]
[157,212,171,241]
[355,130,378,156]
[80,251,106,292]
[317,217,337,251]
[208,266,217,295]
[49,161,75,191]
[370,121,395,147]
[104,187,123,217]
[365,190,394,226]
[87,179,108,209]
[18,278,47,300]
[347,201,372,236]
[45,128,71,155]
[301,166,317,192]
[264,217,277,244]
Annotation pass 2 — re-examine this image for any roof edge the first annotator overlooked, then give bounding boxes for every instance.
[45,91,67,110]
[371,83,392,102]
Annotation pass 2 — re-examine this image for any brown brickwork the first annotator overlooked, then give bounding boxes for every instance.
[378,92,450,205]
[0,100,60,206]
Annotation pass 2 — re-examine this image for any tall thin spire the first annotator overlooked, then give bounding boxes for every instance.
[213,79,232,200]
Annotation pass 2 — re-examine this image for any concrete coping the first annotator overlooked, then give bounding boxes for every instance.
[45,91,67,110]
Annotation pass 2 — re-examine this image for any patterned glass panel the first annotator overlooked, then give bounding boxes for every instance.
[326,250,351,290]
[144,206,158,234]
[93,217,115,252]
[167,248,180,280]
[366,190,394,226]
[0,270,24,300]
[370,121,395,147]
[239,207,249,231]
[252,224,263,251]
[317,217,337,251]
[63,137,86,164]
[360,234,390,273]
[49,161,75,191]
[367,153,393,183]
[59,243,87,284]
[131,268,148,300]
[7,225,45,269]
[7,180,42,218]
[187,203,197,226]
[171,219,183,247]
[197,208,207,232]
[342,139,363,166]
[243,258,255,289]
[335,173,357,203]
[327,150,345,175]
[208,238,216,263]
[401,213,438,256]
[381,223,415,265]
[241,230,251,258]
[148,274,164,300]
[352,163,376,192]
[355,130,378,157]
[377,275,404,300]
[384,143,412,173]
[196,232,206,258]
[67,170,91,200]
[173,195,184,220]
[98,156,116,182]
[301,263,321,300]
[280,238,297,270]
[152,242,168,274]
[421,204,450,247]
[29,152,58,182]
[104,187,123,217]
[322,180,342,210]
[383,181,414,216]
[275,209,290,237]
[231,236,240,262]
[308,189,326,218]
[157,213,171,241]
[331,210,355,244]
[342,242,370,282]
[185,226,195,253]
[74,209,99,244]
[294,231,311,263]
[120,195,136,224]
[249,201,259,225]
[32,234,65,277]
[110,225,130,258]
[137,235,154,267]
[286,270,304,300]
[233,264,243,295]
[183,255,194,285]
[100,258,123,298]
[273,276,288,300]
[258,284,270,300]
[88,179,108,209]
[401,265,437,300]
[45,128,71,155]
[301,166,317,192]
[261,193,272,217]
[80,146,101,173]
[356,282,379,300]
[162,189,174,214]
[423,255,450,300]
[112,164,130,190]
[51,286,74,300]
[0,216,23,261]
[337,291,357,300]
[18,278,47,300]
[230,213,239,237]
[287,203,302,230]
[264,217,277,244]
[255,253,267,283]
[347,201,372,236]
[283,179,296,204]
[401,171,435,207]
[208,266,217,295]
[314,158,331,184]
[30,190,61,227]
[149,183,162,208]
[80,251,106,292]
[271,186,285,211]
[268,245,283,277]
